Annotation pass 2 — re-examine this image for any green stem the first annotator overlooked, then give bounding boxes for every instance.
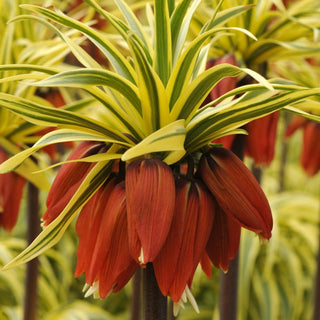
[23,182,40,320]
[142,263,167,320]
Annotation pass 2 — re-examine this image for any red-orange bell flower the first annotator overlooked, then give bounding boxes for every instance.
[199,147,273,240]
[35,89,74,162]
[245,111,279,167]
[0,147,26,231]
[75,180,138,298]
[286,116,320,176]
[300,121,320,176]
[43,141,106,225]
[205,203,241,272]
[153,177,214,302]
[126,158,176,265]
[285,116,320,177]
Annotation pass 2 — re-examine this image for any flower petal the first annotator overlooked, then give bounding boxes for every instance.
[126,158,175,264]
[245,112,279,167]
[208,55,238,101]
[43,141,105,225]
[75,180,138,298]
[199,147,272,239]
[205,204,241,272]
[153,178,214,302]
[301,121,320,176]
[0,148,26,231]
[74,178,116,279]
[97,181,138,298]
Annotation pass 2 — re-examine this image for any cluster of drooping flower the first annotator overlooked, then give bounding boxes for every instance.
[42,140,273,311]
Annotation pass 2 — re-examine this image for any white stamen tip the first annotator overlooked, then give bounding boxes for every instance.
[84,281,99,298]
[138,247,145,265]
[173,285,199,316]
[185,285,199,314]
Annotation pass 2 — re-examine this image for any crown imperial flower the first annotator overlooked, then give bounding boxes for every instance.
[199,147,273,240]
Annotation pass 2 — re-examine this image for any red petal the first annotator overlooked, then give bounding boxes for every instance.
[212,135,235,149]
[0,148,26,232]
[98,182,138,297]
[153,178,214,302]
[199,147,273,240]
[74,179,116,279]
[75,180,138,298]
[206,204,241,272]
[209,55,238,101]
[126,159,175,264]
[301,122,320,176]
[200,251,212,278]
[285,116,309,137]
[245,112,279,167]
[43,141,105,225]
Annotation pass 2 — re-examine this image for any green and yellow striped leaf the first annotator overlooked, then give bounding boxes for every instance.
[0,93,133,145]
[21,4,136,82]
[0,129,113,174]
[128,35,169,134]
[2,159,113,270]
[121,119,186,164]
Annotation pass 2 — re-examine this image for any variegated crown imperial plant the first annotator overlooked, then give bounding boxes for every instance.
[1,0,320,316]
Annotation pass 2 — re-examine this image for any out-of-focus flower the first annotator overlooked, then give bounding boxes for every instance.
[245,111,280,167]
[205,56,279,166]
[204,55,238,148]
[206,55,238,102]
[64,0,109,67]
[0,147,26,232]
[286,116,320,176]
[35,89,74,161]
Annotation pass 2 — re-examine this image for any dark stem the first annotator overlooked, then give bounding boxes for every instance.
[219,134,245,320]
[130,268,141,320]
[219,252,239,320]
[251,164,262,184]
[23,182,40,320]
[142,263,167,320]
[168,299,177,320]
[279,113,290,192]
[312,195,320,320]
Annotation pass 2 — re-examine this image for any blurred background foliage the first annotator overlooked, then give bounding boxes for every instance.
[0,0,320,319]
